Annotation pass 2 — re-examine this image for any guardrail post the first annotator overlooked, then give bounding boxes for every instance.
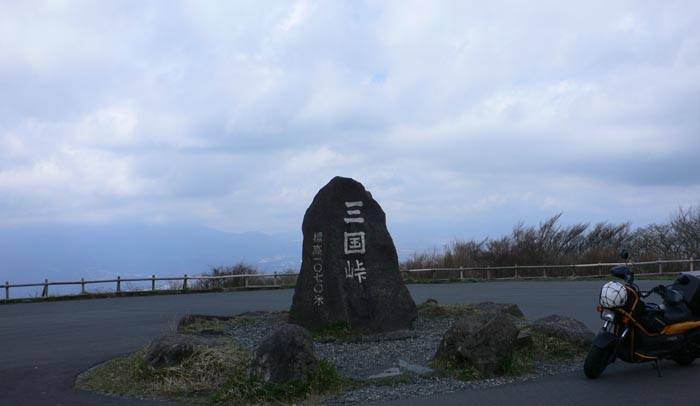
[42,279,48,297]
[459,266,464,280]
[570,265,575,278]
[117,276,121,293]
[4,281,9,300]
[183,274,188,290]
[152,275,156,291]
[486,266,491,280]
[542,266,547,279]
[691,258,694,272]
[658,259,662,275]
[81,278,86,294]
[245,275,249,287]
[514,265,519,279]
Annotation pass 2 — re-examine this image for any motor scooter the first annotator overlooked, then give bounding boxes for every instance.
[584,249,700,379]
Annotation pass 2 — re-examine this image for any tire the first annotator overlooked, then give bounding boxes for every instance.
[584,346,613,379]
[673,354,696,366]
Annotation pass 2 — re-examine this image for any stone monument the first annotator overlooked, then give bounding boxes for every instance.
[289,176,417,333]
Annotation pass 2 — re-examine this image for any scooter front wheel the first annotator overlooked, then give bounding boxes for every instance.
[584,345,613,379]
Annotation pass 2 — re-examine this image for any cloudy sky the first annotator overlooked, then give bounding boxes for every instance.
[1,0,699,247]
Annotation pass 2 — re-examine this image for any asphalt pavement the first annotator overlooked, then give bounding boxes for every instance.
[2,280,699,406]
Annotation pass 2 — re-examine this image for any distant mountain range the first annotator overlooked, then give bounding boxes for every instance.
[0,224,302,285]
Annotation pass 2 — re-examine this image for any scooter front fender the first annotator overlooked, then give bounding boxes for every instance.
[592,331,619,350]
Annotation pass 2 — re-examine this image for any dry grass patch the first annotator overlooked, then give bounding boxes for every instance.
[77,342,247,400]
[77,337,350,405]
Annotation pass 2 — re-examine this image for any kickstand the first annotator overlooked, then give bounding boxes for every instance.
[653,360,662,377]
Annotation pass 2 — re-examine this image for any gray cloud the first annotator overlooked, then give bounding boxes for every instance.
[1,0,699,242]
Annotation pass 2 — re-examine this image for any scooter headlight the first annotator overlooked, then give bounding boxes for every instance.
[601,308,616,322]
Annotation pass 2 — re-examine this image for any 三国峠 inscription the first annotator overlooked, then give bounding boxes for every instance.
[344,201,365,223]
[344,232,366,255]
[344,200,368,283]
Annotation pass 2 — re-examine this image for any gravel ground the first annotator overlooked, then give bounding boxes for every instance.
[223,310,583,406]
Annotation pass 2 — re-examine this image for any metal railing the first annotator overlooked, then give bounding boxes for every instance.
[2,258,697,301]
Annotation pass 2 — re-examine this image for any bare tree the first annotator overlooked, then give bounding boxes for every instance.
[671,205,700,258]
[196,262,259,289]
[630,223,681,260]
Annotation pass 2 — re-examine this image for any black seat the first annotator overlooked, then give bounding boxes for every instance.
[665,288,683,305]
[663,301,693,324]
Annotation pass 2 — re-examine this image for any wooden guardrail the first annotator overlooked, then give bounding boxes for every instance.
[2,272,300,300]
[2,258,697,301]
[404,258,697,281]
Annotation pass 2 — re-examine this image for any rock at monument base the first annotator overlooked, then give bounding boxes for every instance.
[246,324,319,384]
[434,311,519,377]
[516,331,533,350]
[289,176,417,333]
[531,314,594,349]
[472,301,525,319]
[144,334,225,368]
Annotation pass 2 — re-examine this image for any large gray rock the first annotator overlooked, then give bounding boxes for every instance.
[434,311,519,377]
[247,324,318,383]
[531,314,594,349]
[473,302,525,318]
[289,176,417,333]
[144,334,224,368]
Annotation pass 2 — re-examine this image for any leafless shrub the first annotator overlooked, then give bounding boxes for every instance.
[195,262,259,289]
[399,210,694,270]
[401,247,444,271]
[671,205,700,258]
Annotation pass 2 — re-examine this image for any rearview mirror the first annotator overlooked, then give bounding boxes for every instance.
[620,248,630,260]
[611,265,634,283]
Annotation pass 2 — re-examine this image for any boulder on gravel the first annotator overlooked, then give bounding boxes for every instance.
[289,176,417,333]
[531,314,594,349]
[144,334,225,368]
[473,302,525,318]
[434,311,519,377]
[247,324,319,383]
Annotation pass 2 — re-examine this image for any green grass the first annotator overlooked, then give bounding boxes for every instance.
[311,321,361,340]
[210,359,352,405]
[179,318,229,335]
[430,357,481,381]
[525,330,585,360]
[431,329,585,381]
[77,343,350,405]
[416,301,482,318]
[77,342,248,401]
[497,330,585,376]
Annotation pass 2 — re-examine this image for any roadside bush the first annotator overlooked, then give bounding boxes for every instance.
[671,205,700,258]
[195,262,259,289]
[402,206,700,270]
